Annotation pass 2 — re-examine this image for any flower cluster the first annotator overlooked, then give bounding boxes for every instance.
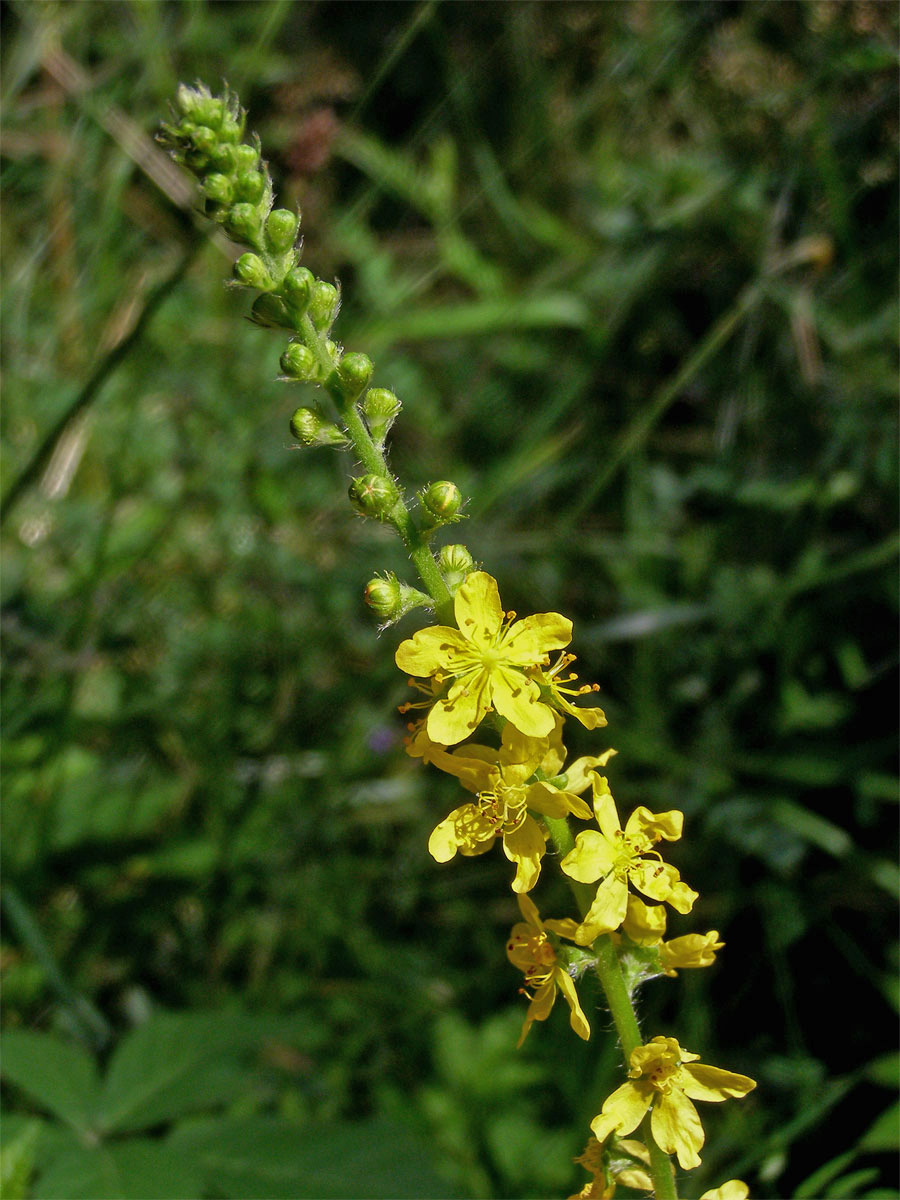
[395,568,757,1188]
[163,86,756,1199]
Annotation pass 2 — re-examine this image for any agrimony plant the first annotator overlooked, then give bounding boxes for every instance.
[159,83,756,1200]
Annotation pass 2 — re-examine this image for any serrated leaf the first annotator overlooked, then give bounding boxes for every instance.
[34,1139,202,1200]
[95,1011,264,1133]
[170,1115,457,1199]
[0,1032,99,1132]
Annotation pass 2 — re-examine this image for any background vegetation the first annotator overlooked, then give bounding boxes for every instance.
[2,2,897,1198]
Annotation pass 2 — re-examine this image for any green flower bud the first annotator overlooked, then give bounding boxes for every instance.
[233,144,259,172]
[421,480,462,522]
[265,209,299,254]
[283,267,314,313]
[439,543,476,593]
[175,84,221,125]
[290,406,347,447]
[209,143,236,173]
[203,173,234,206]
[364,575,403,618]
[361,388,401,444]
[224,202,261,246]
[217,112,243,144]
[364,574,431,624]
[309,281,339,330]
[338,353,373,399]
[233,252,273,290]
[250,293,294,329]
[280,343,318,380]
[348,474,397,521]
[191,125,218,156]
[234,170,265,204]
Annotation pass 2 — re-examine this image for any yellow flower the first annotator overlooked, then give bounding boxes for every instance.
[411,719,613,893]
[700,1182,750,1200]
[659,930,724,976]
[561,775,698,943]
[506,892,590,1046]
[590,1036,756,1170]
[534,652,608,730]
[568,1134,652,1199]
[395,571,572,745]
[619,896,724,977]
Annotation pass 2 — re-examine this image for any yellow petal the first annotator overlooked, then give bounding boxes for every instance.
[491,668,555,737]
[565,749,617,794]
[590,1080,653,1142]
[526,780,591,820]
[555,968,591,1040]
[426,677,489,745]
[577,876,629,937]
[502,611,572,663]
[700,1180,750,1200]
[659,931,723,973]
[625,805,684,843]
[591,777,621,839]
[504,816,547,893]
[622,895,667,945]
[395,625,466,676]
[542,916,581,941]
[651,1089,705,1170]
[629,860,696,912]
[454,571,503,642]
[681,1063,757,1102]
[516,979,556,1047]
[428,812,465,863]
[561,830,614,884]
[515,891,542,930]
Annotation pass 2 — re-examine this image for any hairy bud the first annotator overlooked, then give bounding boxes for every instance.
[348,474,397,521]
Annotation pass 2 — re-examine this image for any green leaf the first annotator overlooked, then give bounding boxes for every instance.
[34,1139,202,1200]
[0,1119,41,1200]
[170,1115,457,1199]
[859,1101,900,1153]
[95,1011,263,1134]
[0,1032,99,1132]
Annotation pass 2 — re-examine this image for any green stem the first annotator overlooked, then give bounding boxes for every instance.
[544,814,679,1200]
[298,314,456,625]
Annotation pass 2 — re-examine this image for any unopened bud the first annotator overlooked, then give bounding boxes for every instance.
[209,143,236,173]
[189,125,217,157]
[234,170,265,205]
[217,112,243,144]
[283,267,314,313]
[361,388,401,444]
[338,353,373,399]
[290,406,347,447]
[364,574,402,618]
[233,144,259,172]
[233,252,273,290]
[265,209,299,254]
[204,173,234,206]
[421,480,462,522]
[309,281,339,330]
[348,474,397,520]
[280,343,318,380]
[364,573,432,623]
[439,544,476,593]
[224,202,261,246]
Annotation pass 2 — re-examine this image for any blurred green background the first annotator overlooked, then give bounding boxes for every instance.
[2,2,898,1198]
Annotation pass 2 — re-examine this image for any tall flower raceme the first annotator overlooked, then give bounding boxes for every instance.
[160,84,756,1200]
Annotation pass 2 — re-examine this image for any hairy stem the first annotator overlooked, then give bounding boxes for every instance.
[544,813,679,1200]
[298,314,456,624]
